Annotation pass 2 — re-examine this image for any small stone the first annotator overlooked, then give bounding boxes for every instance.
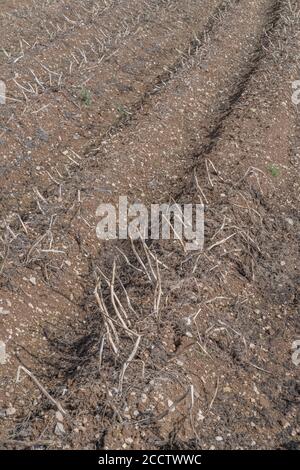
[6,404,16,416]
[29,276,36,286]
[141,393,147,403]
[215,436,223,442]
[167,399,175,412]
[36,128,49,142]
[0,307,9,315]
[55,411,64,422]
[55,422,65,436]
[0,341,7,364]
[286,218,294,226]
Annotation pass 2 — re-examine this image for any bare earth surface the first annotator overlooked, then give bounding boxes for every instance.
[0,0,299,450]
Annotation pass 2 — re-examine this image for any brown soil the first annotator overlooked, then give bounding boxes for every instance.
[0,0,299,450]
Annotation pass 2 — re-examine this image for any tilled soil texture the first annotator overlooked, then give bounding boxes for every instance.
[0,0,299,451]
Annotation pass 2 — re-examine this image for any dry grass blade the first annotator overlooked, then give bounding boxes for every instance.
[16,366,67,417]
[118,334,141,394]
[94,279,119,355]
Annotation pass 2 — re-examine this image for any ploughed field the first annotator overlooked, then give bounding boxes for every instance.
[0,0,299,450]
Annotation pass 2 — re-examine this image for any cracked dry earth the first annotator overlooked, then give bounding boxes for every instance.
[0,0,299,450]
